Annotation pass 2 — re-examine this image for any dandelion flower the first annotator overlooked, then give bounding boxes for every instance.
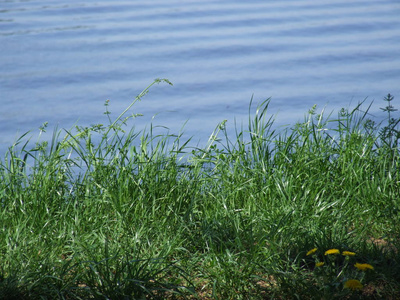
[354,263,374,271]
[306,248,317,256]
[315,262,325,267]
[344,279,363,291]
[342,251,356,256]
[324,249,340,255]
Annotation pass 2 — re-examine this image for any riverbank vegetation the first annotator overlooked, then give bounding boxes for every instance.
[1,80,399,299]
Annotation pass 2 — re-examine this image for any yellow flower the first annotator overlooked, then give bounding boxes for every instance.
[324,249,340,255]
[354,263,374,271]
[315,262,325,267]
[342,251,356,256]
[344,279,363,291]
[306,248,317,256]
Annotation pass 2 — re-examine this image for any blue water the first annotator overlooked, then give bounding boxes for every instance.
[1,0,400,154]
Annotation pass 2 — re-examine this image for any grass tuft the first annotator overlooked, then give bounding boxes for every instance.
[1,81,399,299]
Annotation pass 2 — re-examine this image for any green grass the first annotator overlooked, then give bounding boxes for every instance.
[1,79,399,299]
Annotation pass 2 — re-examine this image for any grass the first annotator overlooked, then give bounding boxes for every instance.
[1,79,399,299]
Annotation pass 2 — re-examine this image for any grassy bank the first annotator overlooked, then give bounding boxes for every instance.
[1,79,399,299]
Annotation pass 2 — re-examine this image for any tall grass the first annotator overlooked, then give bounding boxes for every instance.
[1,80,399,299]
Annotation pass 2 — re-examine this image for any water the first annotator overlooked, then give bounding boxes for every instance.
[1,0,400,154]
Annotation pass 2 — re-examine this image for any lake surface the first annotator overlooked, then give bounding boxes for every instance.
[1,0,400,154]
